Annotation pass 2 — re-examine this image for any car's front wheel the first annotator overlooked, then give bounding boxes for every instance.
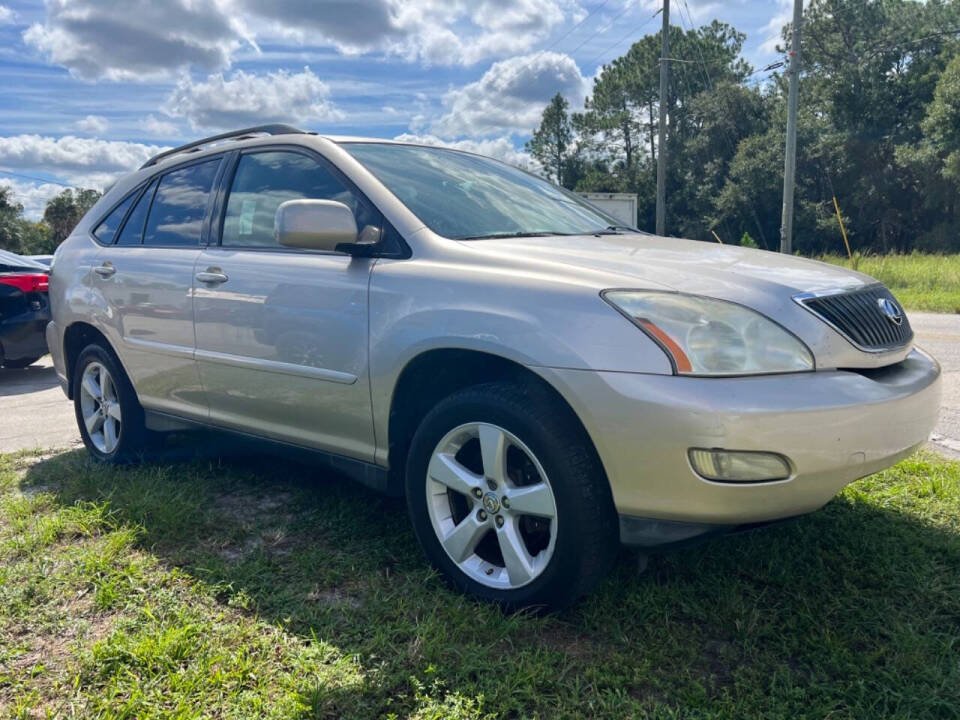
[73,344,147,463]
[405,381,618,610]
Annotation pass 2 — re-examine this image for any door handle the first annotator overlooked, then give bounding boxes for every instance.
[195,269,229,284]
[93,262,116,278]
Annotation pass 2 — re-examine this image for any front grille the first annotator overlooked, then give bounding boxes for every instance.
[798,285,913,351]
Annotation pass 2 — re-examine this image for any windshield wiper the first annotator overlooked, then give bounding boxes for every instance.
[590,225,640,235]
[457,231,577,240]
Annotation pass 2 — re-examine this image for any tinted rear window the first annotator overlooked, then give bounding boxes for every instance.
[143,159,219,247]
[93,192,136,244]
[116,180,156,246]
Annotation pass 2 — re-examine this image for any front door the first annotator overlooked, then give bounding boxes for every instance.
[92,157,221,419]
[192,149,378,460]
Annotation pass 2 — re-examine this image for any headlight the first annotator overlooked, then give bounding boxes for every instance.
[603,290,814,376]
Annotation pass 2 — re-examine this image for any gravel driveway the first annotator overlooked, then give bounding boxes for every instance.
[2,312,958,456]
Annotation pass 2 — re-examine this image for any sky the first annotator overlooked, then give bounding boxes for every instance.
[0,0,797,219]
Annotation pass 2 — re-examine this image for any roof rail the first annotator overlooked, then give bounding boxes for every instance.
[140,124,307,169]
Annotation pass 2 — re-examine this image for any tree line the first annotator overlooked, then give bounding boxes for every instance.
[0,186,101,256]
[526,0,960,254]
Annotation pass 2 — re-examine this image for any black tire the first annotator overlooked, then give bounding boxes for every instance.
[72,343,148,463]
[405,380,619,611]
[2,355,42,369]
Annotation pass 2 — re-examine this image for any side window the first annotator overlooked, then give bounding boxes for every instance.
[143,159,219,247]
[93,192,136,244]
[115,179,157,246]
[221,151,379,249]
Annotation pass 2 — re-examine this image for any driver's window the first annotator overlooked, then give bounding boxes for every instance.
[221,151,378,248]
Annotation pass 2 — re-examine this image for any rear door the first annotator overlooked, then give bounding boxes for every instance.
[91,156,222,419]
[193,148,378,460]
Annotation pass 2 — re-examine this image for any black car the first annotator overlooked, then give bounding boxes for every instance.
[0,249,50,369]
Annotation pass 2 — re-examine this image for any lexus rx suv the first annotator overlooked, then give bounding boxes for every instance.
[47,125,941,609]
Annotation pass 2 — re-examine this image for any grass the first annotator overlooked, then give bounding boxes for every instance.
[817,253,960,313]
[0,444,958,719]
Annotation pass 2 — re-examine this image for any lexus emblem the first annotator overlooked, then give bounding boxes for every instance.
[877,297,903,326]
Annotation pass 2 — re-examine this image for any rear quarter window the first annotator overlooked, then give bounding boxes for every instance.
[115,179,157,246]
[93,192,136,244]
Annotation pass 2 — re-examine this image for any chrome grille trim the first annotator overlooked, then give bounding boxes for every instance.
[793,284,913,354]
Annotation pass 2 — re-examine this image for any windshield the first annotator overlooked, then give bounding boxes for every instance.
[342,142,633,240]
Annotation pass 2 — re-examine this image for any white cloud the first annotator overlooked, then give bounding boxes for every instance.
[0,134,169,218]
[759,0,809,56]
[139,115,181,139]
[75,115,109,134]
[23,0,255,81]
[0,5,14,24]
[393,133,540,173]
[431,51,588,138]
[387,0,569,65]
[0,134,164,179]
[242,0,570,65]
[23,0,574,79]
[165,67,342,130]
[0,179,66,221]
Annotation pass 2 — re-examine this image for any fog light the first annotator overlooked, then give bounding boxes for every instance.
[688,448,791,483]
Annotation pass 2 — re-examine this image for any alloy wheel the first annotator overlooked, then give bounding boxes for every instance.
[78,361,122,454]
[425,422,558,590]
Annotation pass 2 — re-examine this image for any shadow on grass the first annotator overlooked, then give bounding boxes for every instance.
[19,439,960,718]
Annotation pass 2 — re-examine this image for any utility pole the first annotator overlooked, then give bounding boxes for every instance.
[779,0,803,254]
[655,0,669,236]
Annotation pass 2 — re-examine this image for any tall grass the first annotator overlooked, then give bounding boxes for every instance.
[817,253,960,313]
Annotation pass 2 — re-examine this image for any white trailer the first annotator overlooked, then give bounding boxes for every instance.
[577,192,638,227]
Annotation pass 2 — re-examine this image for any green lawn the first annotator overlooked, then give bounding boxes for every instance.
[818,253,960,313]
[1,446,958,719]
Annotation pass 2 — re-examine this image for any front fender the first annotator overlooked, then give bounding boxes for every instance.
[368,257,672,464]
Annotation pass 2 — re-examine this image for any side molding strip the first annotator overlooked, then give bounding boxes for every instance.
[123,337,358,385]
[194,348,358,385]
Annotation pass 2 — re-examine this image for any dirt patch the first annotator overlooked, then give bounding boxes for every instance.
[213,491,294,522]
[527,621,608,662]
[308,586,363,609]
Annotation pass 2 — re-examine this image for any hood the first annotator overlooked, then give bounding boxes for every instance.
[458,233,910,370]
[463,233,872,297]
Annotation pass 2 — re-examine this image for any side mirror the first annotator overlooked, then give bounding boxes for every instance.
[274,199,358,252]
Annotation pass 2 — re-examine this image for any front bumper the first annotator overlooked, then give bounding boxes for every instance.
[534,349,941,537]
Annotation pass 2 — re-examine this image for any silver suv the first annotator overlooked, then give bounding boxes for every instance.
[47,125,941,609]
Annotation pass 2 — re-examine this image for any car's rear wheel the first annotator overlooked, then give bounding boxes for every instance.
[73,344,147,463]
[405,380,618,611]
[2,355,42,369]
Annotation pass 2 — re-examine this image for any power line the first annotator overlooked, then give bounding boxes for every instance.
[586,9,662,66]
[0,169,78,189]
[675,0,770,248]
[543,0,614,53]
[678,0,715,91]
[568,1,636,56]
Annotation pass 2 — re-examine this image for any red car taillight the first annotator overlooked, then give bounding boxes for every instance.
[0,273,49,293]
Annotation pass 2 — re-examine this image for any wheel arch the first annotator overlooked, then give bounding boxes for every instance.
[62,322,122,400]
[386,348,605,495]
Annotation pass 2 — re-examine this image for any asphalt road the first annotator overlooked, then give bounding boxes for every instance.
[0,356,80,453]
[913,312,960,459]
[1,312,958,456]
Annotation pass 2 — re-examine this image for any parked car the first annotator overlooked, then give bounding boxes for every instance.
[1,249,50,369]
[46,126,941,609]
[27,255,54,267]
